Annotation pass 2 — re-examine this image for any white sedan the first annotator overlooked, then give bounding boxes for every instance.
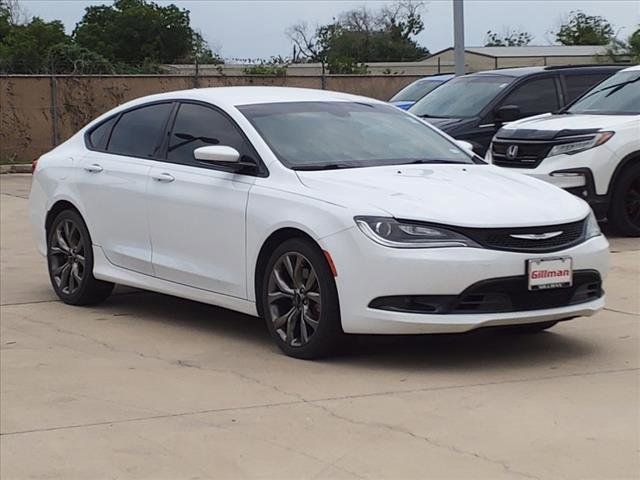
[30,87,609,358]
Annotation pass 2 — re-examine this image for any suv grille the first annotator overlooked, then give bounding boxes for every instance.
[491,140,551,168]
[455,219,587,253]
[491,135,597,169]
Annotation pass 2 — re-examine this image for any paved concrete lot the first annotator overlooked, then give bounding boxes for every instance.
[1,173,638,479]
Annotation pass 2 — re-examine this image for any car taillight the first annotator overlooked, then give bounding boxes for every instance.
[31,159,38,173]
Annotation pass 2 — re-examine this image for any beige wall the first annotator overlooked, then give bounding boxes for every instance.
[1,74,424,162]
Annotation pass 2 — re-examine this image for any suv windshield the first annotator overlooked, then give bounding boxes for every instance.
[568,70,640,115]
[409,75,513,118]
[390,80,443,102]
[238,102,475,170]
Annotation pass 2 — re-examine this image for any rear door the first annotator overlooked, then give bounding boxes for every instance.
[76,102,174,275]
[146,101,260,297]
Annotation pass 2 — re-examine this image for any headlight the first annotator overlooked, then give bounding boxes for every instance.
[547,132,614,157]
[354,216,479,248]
[585,211,601,240]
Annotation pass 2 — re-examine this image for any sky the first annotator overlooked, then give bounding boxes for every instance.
[18,0,640,60]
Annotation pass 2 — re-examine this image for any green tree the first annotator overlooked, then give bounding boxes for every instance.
[0,13,70,73]
[628,27,640,61]
[555,11,614,46]
[604,26,640,63]
[286,1,428,73]
[73,0,220,68]
[47,43,114,74]
[485,28,533,47]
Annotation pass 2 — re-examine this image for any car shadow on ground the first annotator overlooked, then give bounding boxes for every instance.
[104,287,598,372]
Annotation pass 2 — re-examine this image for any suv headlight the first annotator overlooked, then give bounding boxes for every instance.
[547,132,614,157]
[354,216,479,248]
[585,211,601,240]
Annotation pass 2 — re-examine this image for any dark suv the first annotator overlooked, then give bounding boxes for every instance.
[408,65,625,155]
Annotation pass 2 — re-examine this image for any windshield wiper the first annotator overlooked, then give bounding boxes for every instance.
[577,76,640,102]
[400,159,469,165]
[291,163,359,171]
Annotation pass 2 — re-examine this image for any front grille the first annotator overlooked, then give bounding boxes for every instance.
[456,219,587,253]
[491,140,551,168]
[369,270,602,314]
[491,135,596,169]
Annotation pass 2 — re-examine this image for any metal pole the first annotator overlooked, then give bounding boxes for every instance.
[453,0,465,76]
[49,59,59,146]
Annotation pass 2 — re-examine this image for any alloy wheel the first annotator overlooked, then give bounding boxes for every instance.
[49,219,86,295]
[267,252,321,347]
[624,177,640,227]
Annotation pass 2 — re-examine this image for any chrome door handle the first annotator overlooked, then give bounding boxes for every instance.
[151,172,175,183]
[84,164,103,173]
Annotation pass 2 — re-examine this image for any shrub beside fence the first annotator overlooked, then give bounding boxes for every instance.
[0,74,421,162]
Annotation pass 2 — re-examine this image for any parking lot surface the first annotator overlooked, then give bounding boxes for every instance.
[1,173,638,479]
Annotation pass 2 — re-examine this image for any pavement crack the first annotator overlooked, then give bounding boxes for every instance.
[0,192,29,199]
[604,307,639,317]
[308,402,540,479]
[2,367,637,439]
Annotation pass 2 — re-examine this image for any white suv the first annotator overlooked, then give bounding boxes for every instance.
[487,65,640,236]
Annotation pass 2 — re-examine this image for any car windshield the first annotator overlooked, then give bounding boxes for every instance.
[238,101,475,170]
[567,70,640,115]
[409,74,514,118]
[390,80,443,102]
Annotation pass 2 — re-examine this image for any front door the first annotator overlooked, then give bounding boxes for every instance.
[147,102,259,298]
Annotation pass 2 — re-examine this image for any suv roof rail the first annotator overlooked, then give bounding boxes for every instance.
[543,63,629,70]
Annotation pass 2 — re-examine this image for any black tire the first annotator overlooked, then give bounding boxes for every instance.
[504,321,558,334]
[261,238,343,359]
[47,209,114,305]
[608,161,640,237]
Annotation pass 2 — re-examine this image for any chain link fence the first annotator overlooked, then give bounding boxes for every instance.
[0,73,422,163]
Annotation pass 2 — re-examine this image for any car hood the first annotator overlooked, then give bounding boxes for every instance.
[296,164,590,228]
[497,113,639,140]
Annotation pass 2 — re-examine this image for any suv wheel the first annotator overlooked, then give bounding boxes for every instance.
[609,162,640,237]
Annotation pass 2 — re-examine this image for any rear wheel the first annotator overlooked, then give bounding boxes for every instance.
[261,238,342,359]
[609,162,640,237]
[47,209,114,305]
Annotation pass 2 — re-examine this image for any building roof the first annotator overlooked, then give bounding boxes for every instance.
[427,45,614,59]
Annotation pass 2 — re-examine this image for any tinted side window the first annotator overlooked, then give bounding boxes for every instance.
[88,116,117,150]
[564,74,610,103]
[107,103,173,158]
[167,103,252,165]
[501,78,559,116]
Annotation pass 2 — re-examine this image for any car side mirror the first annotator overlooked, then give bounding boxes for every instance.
[455,140,474,153]
[193,145,241,164]
[494,105,521,123]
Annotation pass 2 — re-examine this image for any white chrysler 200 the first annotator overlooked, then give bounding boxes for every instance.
[30,87,609,358]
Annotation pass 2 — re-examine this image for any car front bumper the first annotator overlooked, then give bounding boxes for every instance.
[321,228,609,334]
[487,145,619,219]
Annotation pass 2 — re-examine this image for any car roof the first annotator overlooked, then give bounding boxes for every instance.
[120,86,383,109]
[470,65,626,78]
[622,64,640,72]
[416,74,455,82]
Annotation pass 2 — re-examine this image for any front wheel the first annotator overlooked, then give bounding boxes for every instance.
[261,238,343,359]
[608,162,640,237]
[47,209,114,305]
